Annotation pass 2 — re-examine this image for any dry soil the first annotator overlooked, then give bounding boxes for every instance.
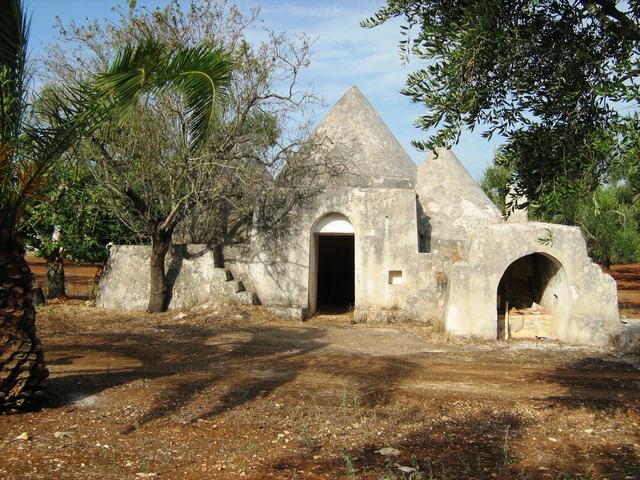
[1,264,638,479]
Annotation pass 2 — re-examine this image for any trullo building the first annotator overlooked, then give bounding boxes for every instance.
[98,86,621,346]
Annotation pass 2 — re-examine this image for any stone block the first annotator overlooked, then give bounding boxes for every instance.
[266,305,308,321]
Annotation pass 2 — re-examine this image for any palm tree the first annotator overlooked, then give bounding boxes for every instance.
[0,0,231,410]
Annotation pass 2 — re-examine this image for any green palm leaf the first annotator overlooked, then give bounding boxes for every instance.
[0,0,29,143]
[162,45,231,148]
[96,39,232,150]
[95,40,166,122]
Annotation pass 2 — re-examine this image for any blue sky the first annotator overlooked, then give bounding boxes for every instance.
[25,0,502,179]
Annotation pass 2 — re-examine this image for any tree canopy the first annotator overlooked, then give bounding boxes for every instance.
[363,0,639,148]
[363,1,640,214]
[44,0,328,312]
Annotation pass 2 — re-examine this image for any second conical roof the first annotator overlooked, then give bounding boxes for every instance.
[416,148,502,228]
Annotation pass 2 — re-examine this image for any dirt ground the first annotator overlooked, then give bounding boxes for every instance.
[27,256,101,298]
[1,265,638,479]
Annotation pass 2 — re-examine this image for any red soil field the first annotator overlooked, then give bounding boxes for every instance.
[609,264,640,318]
[27,256,102,299]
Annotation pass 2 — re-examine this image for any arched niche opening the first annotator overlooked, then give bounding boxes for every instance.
[308,213,355,315]
[496,253,570,340]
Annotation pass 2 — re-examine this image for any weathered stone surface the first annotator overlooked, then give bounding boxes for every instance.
[504,312,553,339]
[266,305,307,321]
[613,320,640,353]
[230,291,259,305]
[303,86,417,189]
[96,245,258,310]
[444,222,619,346]
[229,187,428,319]
[415,148,502,256]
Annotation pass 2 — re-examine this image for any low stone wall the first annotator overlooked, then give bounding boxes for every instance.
[96,245,250,311]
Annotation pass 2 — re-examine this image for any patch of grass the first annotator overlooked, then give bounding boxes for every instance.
[302,426,314,449]
[341,385,349,408]
[161,444,171,464]
[245,440,256,456]
[341,384,359,410]
[502,424,520,466]
[382,456,394,479]
[409,455,424,480]
[380,455,426,480]
[423,459,448,480]
[137,439,152,473]
[138,451,150,473]
[109,446,119,474]
[36,304,56,314]
[342,450,356,479]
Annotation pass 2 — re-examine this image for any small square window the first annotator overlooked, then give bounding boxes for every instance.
[388,270,403,285]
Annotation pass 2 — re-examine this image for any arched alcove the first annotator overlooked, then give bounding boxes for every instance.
[496,253,569,339]
[308,213,355,315]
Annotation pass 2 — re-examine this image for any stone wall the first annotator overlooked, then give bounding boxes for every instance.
[96,245,254,311]
[415,149,503,258]
[228,186,454,323]
[444,222,620,346]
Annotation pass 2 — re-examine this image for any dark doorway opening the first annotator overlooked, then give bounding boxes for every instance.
[497,254,559,310]
[497,253,564,339]
[317,235,354,313]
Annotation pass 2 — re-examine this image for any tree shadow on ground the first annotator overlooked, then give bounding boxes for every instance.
[264,412,525,479]
[515,355,640,479]
[534,356,640,412]
[44,322,329,432]
[255,352,640,479]
[42,315,425,439]
[263,406,640,479]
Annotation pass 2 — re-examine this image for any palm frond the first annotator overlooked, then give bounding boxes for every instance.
[0,0,30,232]
[0,0,30,143]
[17,82,106,199]
[95,39,167,124]
[95,39,232,150]
[161,45,232,149]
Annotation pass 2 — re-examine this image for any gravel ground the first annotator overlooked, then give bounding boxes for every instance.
[0,301,638,479]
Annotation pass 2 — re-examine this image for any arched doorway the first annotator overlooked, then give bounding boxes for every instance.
[309,213,355,315]
[496,253,569,339]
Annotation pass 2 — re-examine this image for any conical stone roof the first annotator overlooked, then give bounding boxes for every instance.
[416,148,502,241]
[304,86,417,188]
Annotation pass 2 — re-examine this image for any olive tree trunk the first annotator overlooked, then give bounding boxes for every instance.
[0,238,49,410]
[212,241,225,268]
[46,253,65,299]
[147,226,173,313]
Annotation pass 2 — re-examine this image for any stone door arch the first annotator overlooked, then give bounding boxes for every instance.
[496,252,570,339]
[308,212,355,315]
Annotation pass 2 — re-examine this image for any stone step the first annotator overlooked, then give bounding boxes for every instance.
[232,291,259,305]
[217,280,246,295]
[210,267,257,305]
[211,268,234,283]
[266,305,308,321]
